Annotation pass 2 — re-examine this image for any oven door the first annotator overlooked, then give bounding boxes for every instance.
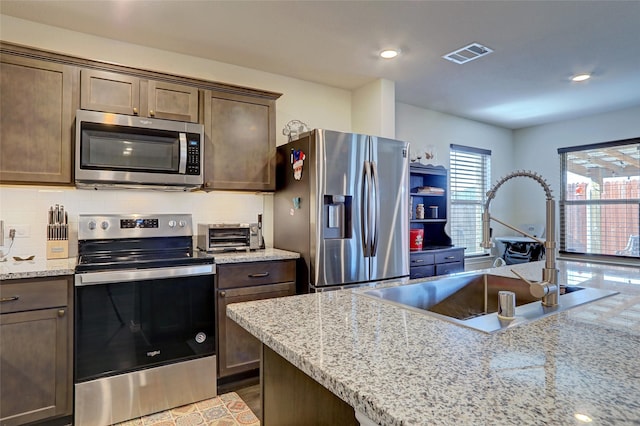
[74,265,215,383]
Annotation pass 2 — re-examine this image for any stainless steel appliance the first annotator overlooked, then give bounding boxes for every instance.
[274,129,410,291]
[74,214,216,426]
[197,223,260,252]
[75,110,204,190]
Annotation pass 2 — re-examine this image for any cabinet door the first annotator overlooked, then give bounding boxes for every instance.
[81,69,140,115]
[217,282,295,378]
[204,91,276,191]
[0,55,76,184]
[147,80,199,122]
[0,308,70,425]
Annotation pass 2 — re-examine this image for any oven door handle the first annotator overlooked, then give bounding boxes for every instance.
[75,264,215,286]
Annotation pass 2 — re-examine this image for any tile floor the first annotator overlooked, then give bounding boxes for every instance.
[113,392,259,426]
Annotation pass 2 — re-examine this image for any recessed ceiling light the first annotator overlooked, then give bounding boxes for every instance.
[574,413,593,423]
[380,49,400,59]
[571,73,591,82]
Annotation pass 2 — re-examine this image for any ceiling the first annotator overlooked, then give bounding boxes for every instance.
[2,0,640,129]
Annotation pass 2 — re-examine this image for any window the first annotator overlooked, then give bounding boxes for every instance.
[559,138,639,259]
[449,144,491,256]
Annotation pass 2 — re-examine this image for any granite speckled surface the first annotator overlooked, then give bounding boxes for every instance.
[211,248,299,264]
[0,257,76,280]
[227,260,640,425]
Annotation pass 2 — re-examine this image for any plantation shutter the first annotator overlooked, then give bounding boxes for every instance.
[449,144,492,257]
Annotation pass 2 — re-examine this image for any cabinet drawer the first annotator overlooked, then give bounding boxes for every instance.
[217,260,296,289]
[410,252,435,267]
[435,262,464,276]
[435,249,464,264]
[0,278,68,314]
[410,265,435,279]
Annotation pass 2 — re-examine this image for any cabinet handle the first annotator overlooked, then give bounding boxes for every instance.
[414,259,424,263]
[219,291,226,297]
[149,110,155,117]
[133,107,139,115]
[0,296,19,303]
[444,256,456,260]
[58,309,66,317]
[248,272,269,278]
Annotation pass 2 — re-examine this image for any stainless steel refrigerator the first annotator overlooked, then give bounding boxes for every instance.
[274,129,410,292]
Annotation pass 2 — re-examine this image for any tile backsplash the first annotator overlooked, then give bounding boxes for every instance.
[0,185,270,259]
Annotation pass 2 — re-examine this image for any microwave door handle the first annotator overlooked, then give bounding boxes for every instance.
[178,133,187,174]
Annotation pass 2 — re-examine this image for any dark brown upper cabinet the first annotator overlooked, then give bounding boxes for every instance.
[1,42,281,190]
[81,69,199,123]
[0,52,77,185]
[203,91,277,191]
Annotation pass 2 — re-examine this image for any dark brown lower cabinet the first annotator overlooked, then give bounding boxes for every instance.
[0,277,73,426]
[216,260,296,380]
[261,344,358,426]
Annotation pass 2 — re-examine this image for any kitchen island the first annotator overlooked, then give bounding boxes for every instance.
[227,260,640,425]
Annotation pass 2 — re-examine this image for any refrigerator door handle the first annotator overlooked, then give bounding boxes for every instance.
[370,160,380,256]
[361,160,372,257]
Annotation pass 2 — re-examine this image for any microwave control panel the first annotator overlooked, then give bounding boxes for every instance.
[186,138,201,175]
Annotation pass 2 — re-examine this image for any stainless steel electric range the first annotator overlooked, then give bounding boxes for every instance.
[74,214,216,426]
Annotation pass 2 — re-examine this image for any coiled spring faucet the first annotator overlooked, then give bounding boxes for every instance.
[481,170,559,307]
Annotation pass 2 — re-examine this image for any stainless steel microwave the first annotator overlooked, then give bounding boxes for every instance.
[75,110,204,190]
[197,223,261,252]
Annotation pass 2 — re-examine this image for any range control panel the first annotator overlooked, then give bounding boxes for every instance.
[121,218,159,229]
[78,214,193,240]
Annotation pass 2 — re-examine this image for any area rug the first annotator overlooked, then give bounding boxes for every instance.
[114,391,259,426]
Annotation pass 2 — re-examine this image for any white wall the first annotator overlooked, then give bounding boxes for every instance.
[352,79,396,138]
[512,106,640,231]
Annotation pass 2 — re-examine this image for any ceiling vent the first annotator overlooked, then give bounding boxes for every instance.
[442,42,493,64]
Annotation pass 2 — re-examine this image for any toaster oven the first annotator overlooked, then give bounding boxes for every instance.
[197,223,260,252]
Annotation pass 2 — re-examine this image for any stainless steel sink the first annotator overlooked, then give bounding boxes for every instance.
[359,273,618,333]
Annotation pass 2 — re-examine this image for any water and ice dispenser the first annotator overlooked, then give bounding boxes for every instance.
[324,195,352,239]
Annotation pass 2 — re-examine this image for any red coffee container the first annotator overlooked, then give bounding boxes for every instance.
[409,229,424,251]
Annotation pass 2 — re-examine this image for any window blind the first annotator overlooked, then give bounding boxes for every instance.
[449,144,491,256]
[559,138,639,259]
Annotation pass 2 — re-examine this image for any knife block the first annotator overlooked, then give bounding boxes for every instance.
[47,240,69,259]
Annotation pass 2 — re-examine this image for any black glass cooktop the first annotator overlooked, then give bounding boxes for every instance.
[75,236,214,273]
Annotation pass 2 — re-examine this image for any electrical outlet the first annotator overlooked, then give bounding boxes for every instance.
[8,224,30,238]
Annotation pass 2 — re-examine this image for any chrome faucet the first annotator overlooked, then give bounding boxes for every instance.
[481,170,559,307]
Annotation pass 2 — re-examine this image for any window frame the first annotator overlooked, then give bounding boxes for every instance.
[558,137,639,260]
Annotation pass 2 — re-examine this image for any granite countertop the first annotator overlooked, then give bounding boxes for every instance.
[212,247,299,264]
[0,257,76,280]
[0,248,299,281]
[227,260,640,425]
